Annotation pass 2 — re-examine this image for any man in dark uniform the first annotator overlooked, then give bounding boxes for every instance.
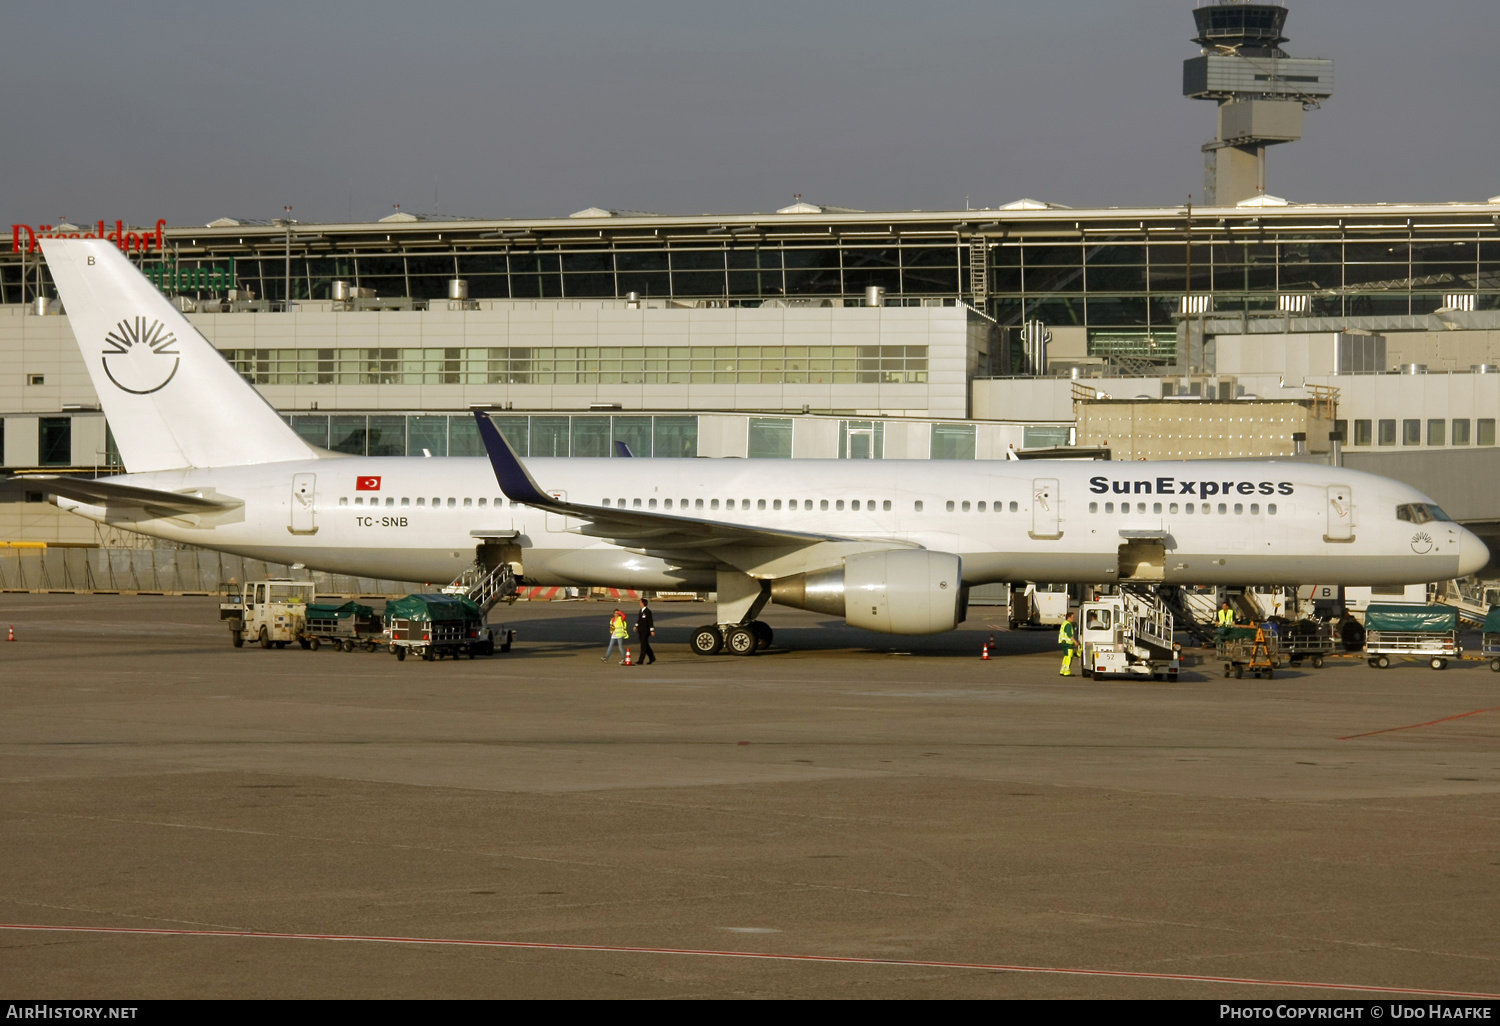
[635,597,656,664]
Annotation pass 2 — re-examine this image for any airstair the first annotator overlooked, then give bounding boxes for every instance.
[443,561,519,614]
[1434,578,1491,627]
[969,237,988,307]
[1119,587,1177,657]
[1157,585,1213,645]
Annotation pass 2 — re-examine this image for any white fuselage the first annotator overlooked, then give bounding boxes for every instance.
[54,457,1486,589]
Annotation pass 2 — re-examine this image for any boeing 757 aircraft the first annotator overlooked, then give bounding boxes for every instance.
[20,238,1488,654]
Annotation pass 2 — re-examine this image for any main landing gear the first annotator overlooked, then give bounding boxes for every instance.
[691,620,773,656]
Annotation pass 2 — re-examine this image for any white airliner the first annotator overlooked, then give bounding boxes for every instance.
[21,238,1488,655]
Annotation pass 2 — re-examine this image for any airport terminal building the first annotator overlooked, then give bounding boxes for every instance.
[3,196,1500,555]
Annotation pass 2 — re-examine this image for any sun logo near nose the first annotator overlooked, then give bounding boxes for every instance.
[1410,531,1434,554]
[102,316,181,394]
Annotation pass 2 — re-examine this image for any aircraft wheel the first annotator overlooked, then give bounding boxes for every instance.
[396,647,406,661]
[1376,655,1390,669]
[231,631,244,649]
[750,621,773,648]
[726,625,759,656]
[309,638,320,652]
[691,625,723,656]
[1312,655,1324,669]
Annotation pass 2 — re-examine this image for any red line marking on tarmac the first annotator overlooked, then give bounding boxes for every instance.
[1338,707,1500,740]
[3,923,1498,998]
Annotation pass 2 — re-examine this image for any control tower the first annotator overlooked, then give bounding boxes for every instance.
[1183,1,1333,205]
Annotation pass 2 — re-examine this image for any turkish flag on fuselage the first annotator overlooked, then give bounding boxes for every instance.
[356,476,381,491]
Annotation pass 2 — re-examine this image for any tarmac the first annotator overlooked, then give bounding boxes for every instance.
[1,593,1498,1000]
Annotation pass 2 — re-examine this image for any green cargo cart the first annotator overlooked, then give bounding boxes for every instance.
[1363,604,1461,670]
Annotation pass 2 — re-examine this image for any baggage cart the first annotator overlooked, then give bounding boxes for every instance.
[1363,604,1461,670]
[1482,607,1500,673]
[1217,625,1280,679]
[384,593,510,662]
[301,601,384,652]
[1283,619,1336,668]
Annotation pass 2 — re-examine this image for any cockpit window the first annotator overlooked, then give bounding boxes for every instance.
[1396,503,1452,524]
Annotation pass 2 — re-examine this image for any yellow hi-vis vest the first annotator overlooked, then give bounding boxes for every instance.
[1217,607,1235,626]
[1057,620,1075,646]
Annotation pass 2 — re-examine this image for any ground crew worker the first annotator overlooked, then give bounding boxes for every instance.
[1217,602,1235,627]
[1057,611,1077,677]
[635,598,656,665]
[603,608,629,662]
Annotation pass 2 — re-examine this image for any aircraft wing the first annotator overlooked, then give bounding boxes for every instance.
[474,412,905,565]
[8,475,242,517]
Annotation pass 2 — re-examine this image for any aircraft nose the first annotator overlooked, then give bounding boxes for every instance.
[1458,527,1491,578]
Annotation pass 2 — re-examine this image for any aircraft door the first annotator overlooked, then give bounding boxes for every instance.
[1326,484,1353,541]
[545,490,578,532]
[1029,478,1062,539]
[289,473,317,535]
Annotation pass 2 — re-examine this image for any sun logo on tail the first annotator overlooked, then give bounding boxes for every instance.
[102,316,180,394]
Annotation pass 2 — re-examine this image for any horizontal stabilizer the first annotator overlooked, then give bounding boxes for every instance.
[10,475,241,516]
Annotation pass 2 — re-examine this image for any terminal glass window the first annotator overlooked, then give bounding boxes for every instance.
[329,416,367,456]
[748,418,793,459]
[291,415,329,449]
[1452,419,1471,446]
[612,416,653,458]
[367,415,407,457]
[1479,419,1496,446]
[1427,419,1445,446]
[1378,420,1396,446]
[1402,420,1421,446]
[930,423,976,460]
[1353,419,1372,447]
[408,416,448,457]
[570,416,611,458]
[652,416,698,459]
[530,416,570,457]
[39,417,70,466]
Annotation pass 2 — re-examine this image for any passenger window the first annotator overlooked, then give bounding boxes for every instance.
[1186,502,1194,514]
[387,498,395,507]
[757,499,766,510]
[1152,502,1161,514]
[477,498,485,508]
[339,497,348,507]
[663,499,672,510]
[1250,503,1259,514]
[354,497,363,506]
[431,497,440,507]
[446,498,454,508]
[773,500,781,510]
[496,498,503,507]
[1008,501,1018,512]
[633,498,642,509]
[696,499,705,510]
[710,499,719,510]
[851,500,860,511]
[649,498,658,509]
[1268,503,1277,515]
[1121,505,1129,516]
[1234,503,1243,515]
[1169,503,1178,514]
[463,498,472,508]
[1089,502,1098,513]
[883,500,891,511]
[416,498,426,507]
[836,500,845,511]
[914,500,924,512]
[978,501,987,512]
[1218,503,1227,514]
[1137,503,1146,514]
[1104,502,1113,513]
[820,500,829,511]
[961,501,971,512]
[402,497,410,507]
[946,500,955,512]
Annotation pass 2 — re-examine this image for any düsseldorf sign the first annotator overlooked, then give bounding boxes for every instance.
[12,219,168,255]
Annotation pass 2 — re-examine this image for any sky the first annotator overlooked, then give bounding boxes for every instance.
[4,1,1498,228]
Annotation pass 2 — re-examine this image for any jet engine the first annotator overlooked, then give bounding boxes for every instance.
[769,549,964,635]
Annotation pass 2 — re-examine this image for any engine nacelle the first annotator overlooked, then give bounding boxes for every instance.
[769,549,964,635]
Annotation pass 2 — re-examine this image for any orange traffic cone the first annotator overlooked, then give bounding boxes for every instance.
[981,642,989,660]
[623,647,632,666]
[6,625,12,642]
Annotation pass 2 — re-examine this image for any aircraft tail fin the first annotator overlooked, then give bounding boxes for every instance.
[40,238,317,472]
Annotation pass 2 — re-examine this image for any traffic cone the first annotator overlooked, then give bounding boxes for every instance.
[623,648,632,666]
[6,625,12,642]
[981,642,989,660]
